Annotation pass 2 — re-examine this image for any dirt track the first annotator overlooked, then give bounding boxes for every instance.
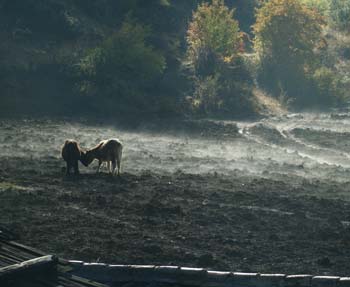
[2,117,350,276]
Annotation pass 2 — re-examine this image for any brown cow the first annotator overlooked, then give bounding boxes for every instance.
[61,139,85,175]
[81,138,123,176]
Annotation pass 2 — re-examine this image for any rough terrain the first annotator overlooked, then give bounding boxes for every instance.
[1,115,350,276]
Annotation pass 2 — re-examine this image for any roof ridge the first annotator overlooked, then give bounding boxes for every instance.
[68,261,350,287]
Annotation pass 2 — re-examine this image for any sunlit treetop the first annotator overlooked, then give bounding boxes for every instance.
[300,0,330,16]
[253,0,325,64]
[187,0,242,64]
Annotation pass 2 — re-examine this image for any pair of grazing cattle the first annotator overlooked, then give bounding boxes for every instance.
[61,138,123,176]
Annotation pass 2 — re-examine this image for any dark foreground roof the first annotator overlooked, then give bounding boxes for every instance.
[68,262,350,287]
[1,228,350,287]
[0,229,107,287]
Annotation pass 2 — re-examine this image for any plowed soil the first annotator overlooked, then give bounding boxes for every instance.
[1,117,350,276]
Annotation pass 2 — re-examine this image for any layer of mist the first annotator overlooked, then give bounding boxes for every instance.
[1,112,350,181]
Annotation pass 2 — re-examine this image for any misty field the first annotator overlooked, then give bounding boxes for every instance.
[1,114,350,275]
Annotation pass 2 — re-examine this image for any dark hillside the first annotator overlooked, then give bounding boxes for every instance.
[0,0,260,119]
[0,0,346,119]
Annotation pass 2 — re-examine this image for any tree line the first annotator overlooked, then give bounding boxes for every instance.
[0,0,349,119]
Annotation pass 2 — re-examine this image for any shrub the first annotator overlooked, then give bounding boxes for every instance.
[311,67,346,105]
[76,17,166,115]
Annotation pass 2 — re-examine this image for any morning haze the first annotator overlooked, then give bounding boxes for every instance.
[1,0,350,281]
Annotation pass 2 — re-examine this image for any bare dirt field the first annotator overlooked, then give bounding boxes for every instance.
[1,115,350,276]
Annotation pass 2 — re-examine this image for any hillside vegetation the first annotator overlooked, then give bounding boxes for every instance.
[0,0,349,120]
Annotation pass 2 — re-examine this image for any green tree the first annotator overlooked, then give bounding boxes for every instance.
[77,17,166,114]
[186,0,253,117]
[187,0,242,74]
[329,0,350,31]
[253,0,325,105]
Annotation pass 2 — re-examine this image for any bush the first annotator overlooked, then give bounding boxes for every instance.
[191,74,220,115]
[187,56,254,117]
[76,17,166,115]
[311,67,346,105]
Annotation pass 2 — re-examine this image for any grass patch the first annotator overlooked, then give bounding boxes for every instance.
[0,181,26,191]
[253,88,288,116]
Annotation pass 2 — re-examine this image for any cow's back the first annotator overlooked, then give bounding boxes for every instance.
[98,139,122,160]
[62,140,81,161]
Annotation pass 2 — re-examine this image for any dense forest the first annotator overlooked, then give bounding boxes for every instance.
[0,0,349,120]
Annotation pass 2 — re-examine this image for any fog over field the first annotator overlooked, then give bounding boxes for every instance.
[4,0,350,278]
[2,112,350,181]
[3,113,350,275]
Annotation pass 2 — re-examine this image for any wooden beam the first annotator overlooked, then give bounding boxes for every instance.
[0,255,57,283]
[4,240,46,257]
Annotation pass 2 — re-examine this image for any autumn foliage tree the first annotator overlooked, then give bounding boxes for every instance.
[253,0,326,105]
[187,0,242,73]
[186,0,253,116]
[301,0,330,16]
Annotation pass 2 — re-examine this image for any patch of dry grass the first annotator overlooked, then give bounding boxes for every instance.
[252,88,288,116]
[0,181,26,191]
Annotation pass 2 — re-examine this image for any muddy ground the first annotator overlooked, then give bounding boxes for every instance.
[1,117,350,276]
[2,158,350,276]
